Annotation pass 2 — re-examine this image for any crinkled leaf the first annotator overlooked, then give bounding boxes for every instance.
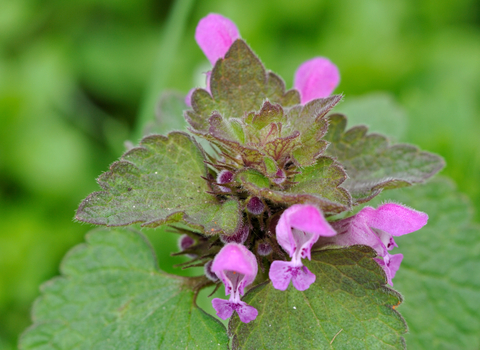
[186,39,300,132]
[237,157,351,214]
[76,132,241,235]
[19,229,229,350]
[324,114,445,204]
[234,169,270,189]
[230,246,406,349]
[367,178,480,349]
[335,92,408,141]
[143,90,188,136]
[286,96,342,166]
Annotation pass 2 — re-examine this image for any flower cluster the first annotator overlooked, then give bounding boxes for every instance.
[183,14,429,324]
[206,202,427,323]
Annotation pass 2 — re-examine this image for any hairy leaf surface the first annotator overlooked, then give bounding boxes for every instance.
[237,158,351,213]
[324,114,444,204]
[367,178,480,349]
[19,229,229,350]
[76,132,241,235]
[230,246,406,349]
[186,39,300,132]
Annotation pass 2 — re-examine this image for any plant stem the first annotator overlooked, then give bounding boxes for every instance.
[132,0,196,143]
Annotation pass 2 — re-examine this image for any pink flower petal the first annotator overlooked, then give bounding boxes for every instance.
[375,253,403,286]
[211,243,257,281]
[211,243,258,296]
[269,260,316,291]
[195,13,240,66]
[212,298,235,320]
[294,57,340,104]
[276,204,336,258]
[212,299,258,323]
[236,302,258,323]
[291,266,316,291]
[269,260,293,291]
[359,203,428,236]
[325,215,388,257]
[185,88,195,107]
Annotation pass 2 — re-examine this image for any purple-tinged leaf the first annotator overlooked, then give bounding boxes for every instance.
[324,113,445,204]
[236,158,351,214]
[76,132,241,235]
[186,40,300,133]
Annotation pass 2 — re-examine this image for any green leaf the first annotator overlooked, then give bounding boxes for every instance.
[366,178,480,349]
[237,157,351,214]
[234,168,271,189]
[143,90,188,136]
[324,114,445,204]
[19,229,229,350]
[287,96,342,166]
[230,246,406,349]
[76,132,241,235]
[186,39,300,133]
[334,92,408,141]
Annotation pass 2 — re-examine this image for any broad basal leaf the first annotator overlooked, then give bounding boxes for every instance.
[230,246,406,349]
[237,157,351,214]
[366,178,480,349]
[19,229,229,350]
[324,114,445,204]
[186,39,300,133]
[76,132,241,235]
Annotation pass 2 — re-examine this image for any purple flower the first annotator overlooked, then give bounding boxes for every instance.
[269,205,336,291]
[186,14,240,106]
[195,13,240,66]
[318,203,428,285]
[294,57,340,104]
[211,243,258,323]
[375,253,403,286]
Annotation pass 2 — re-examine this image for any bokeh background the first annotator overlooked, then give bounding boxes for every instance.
[1,0,480,348]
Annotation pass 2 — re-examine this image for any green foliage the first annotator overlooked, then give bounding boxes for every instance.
[230,246,406,349]
[237,157,351,213]
[186,39,341,178]
[76,132,241,235]
[324,114,445,204]
[19,229,229,350]
[186,39,300,132]
[367,178,480,349]
[2,0,480,348]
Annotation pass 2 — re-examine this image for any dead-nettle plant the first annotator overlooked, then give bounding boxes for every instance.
[20,14,445,349]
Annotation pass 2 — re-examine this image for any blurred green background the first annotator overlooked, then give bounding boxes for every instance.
[1,0,479,348]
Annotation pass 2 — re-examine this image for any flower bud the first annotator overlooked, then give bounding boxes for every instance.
[272,169,286,185]
[257,242,272,256]
[220,225,249,244]
[204,260,219,282]
[178,234,195,251]
[246,196,265,215]
[217,170,234,192]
